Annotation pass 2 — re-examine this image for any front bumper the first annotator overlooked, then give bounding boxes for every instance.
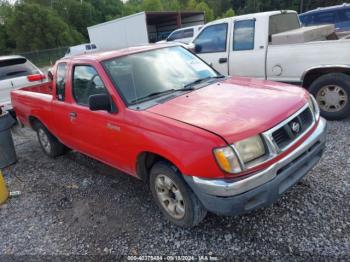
[183,117,327,215]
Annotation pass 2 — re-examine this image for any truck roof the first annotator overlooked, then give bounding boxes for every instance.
[57,43,179,63]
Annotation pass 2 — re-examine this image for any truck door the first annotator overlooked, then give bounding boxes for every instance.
[228,19,267,78]
[69,64,124,168]
[193,22,230,75]
[51,62,77,148]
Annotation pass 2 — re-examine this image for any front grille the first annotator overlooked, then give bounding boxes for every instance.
[272,107,314,150]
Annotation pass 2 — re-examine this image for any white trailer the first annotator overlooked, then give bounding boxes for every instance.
[88,11,205,51]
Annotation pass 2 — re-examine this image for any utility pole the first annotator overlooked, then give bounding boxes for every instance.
[300,0,304,13]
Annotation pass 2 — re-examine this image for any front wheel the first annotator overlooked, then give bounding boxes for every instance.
[149,161,207,227]
[309,73,350,120]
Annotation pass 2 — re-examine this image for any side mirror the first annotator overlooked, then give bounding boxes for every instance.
[89,94,113,112]
[268,35,272,43]
[186,43,195,53]
[194,44,202,53]
[47,69,53,81]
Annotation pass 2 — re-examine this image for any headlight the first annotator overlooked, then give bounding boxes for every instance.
[214,135,266,174]
[213,146,242,173]
[308,95,320,120]
[234,136,266,163]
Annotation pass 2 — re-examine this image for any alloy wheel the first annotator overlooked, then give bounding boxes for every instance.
[316,85,348,112]
[38,129,51,154]
[154,174,186,219]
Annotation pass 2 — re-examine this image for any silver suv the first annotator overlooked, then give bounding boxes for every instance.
[0,56,46,114]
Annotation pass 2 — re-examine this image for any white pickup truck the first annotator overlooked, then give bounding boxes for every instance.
[190,10,350,120]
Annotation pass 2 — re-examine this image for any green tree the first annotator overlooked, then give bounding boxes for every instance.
[205,0,232,18]
[195,1,214,22]
[186,0,197,10]
[51,0,99,38]
[6,3,83,51]
[161,0,181,11]
[221,8,235,18]
[143,0,163,11]
[86,0,124,21]
[0,1,14,51]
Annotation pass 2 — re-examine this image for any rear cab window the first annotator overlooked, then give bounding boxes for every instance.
[56,63,67,101]
[0,57,39,81]
[269,13,301,36]
[193,23,228,53]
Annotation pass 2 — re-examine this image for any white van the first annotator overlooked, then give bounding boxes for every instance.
[64,43,99,57]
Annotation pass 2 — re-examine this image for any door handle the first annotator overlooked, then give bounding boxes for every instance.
[219,58,227,64]
[69,112,77,118]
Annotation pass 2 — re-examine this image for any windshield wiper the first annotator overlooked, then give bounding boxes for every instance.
[183,75,226,89]
[130,87,197,104]
[130,89,177,104]
[130,76,225,105]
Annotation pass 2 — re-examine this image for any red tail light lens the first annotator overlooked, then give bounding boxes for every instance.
[27,74,46,82]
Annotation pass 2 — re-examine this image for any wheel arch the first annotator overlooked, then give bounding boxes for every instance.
[301,65,350,88]
[28,115,44,131]
[136,151,184,183]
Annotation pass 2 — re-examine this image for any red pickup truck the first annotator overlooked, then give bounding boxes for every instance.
[11,45,327,227]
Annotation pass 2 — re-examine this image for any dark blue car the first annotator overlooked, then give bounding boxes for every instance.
[299,3,350,37]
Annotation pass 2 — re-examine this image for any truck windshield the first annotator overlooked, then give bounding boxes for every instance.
[103,46,218,105]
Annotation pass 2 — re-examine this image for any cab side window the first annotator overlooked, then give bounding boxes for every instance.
[168,30,184,41]
[193,23,228,53]
[72,65,107,106]
[56,63,67,101]
[233,20,255,51]
[183,29,194,38]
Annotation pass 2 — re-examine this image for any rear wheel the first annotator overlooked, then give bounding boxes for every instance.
[149,161,207,227]
[309,73,350,120]
[35,122,67,157]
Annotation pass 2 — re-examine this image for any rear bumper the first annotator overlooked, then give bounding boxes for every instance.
[183,117,327,215]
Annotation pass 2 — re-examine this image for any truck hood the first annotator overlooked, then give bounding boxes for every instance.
[147,77,308,143]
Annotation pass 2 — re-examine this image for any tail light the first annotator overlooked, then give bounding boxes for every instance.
[27,74,46,82]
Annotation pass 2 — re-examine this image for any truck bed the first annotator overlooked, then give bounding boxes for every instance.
[11,82,53,126]
[267,38,350,82]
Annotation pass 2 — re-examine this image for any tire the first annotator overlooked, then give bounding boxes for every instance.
[35,122,67,158]
[309,73,350,120]
[149,161,207,227]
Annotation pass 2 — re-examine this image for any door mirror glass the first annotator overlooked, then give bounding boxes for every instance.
[47,69,53,81]
[89,94,112,112]
[56,63,67,101]
[194,44,202,53]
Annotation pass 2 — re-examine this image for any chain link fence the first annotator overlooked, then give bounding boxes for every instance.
[5,47,69,68]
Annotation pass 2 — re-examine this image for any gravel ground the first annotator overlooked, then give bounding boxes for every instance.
[0,119,349,260]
